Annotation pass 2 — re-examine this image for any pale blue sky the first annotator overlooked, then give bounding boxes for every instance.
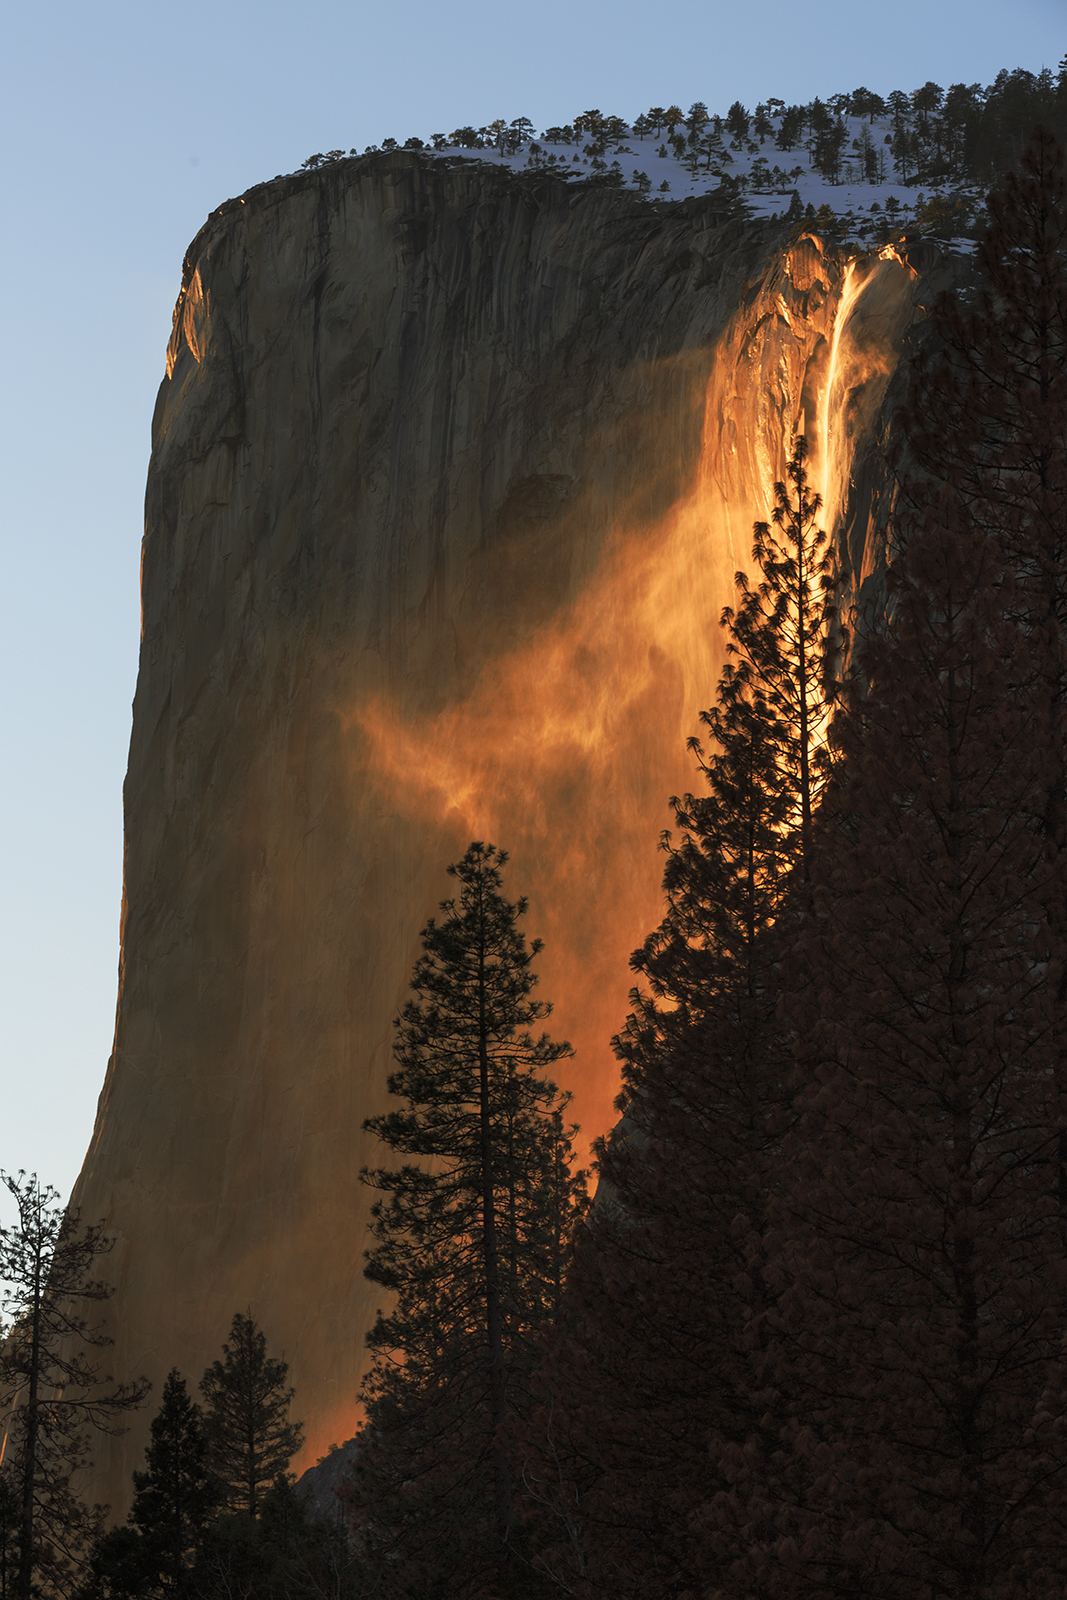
[1,0,1062,1207]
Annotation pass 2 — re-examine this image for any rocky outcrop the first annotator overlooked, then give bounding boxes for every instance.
[296,1436,359,1523]
[71,150,953,1514]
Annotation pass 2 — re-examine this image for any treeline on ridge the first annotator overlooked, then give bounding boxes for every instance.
[3,126,1067,1600]
[300,58,1067,195]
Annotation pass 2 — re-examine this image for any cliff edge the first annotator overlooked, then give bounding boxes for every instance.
[72,151,947,1512]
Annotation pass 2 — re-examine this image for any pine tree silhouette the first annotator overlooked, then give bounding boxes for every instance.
[353,843,584,1599]
[534,447,839,1597]
[0,1173,149,1599]
[78,1370,217,1598]
[705,131,1067,1600]
[200,1314,303,1518]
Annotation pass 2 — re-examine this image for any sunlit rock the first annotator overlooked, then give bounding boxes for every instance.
[71,151,956,1515]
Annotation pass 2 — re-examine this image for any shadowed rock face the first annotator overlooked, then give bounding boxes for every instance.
[72,150,952,1513]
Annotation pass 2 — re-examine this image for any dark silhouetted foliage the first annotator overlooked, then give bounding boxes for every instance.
[200,1313,304,1519]
[352,843,585,1599]
[532,444,839,1596]
[0,1173,149,1600]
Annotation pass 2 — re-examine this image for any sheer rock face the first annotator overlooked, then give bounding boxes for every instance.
[73,151,945,1512]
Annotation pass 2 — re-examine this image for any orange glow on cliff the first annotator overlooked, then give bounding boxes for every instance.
[344,245,918,1164]
[350,484,738,1156]
[815,251,917,544]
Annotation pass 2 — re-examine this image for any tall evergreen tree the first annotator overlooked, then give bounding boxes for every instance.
[533,448,838,1597]
[77,1371,217,1599]
[694,133,1067,1600]
[0,1173,149,1600]
[200,1314,304,1519]
[131,1372,217,1589]
[352,843,585,1599]
[717,455,1067,1600]
[900,125,1067,1221]
[725,433,837,875]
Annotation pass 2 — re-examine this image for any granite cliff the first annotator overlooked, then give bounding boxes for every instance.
[71,150,955,1511]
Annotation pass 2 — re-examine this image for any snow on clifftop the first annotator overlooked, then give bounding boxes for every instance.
[300,105,986,247]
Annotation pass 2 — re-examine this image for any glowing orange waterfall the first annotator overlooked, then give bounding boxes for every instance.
[352,238,921,1166]
[817,258,863,533]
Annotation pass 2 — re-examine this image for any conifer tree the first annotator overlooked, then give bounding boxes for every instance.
[352,843,584,1599]
[725,100,750,143]
[813,117,849,182]
[0,1475,19,1600]
[73,1526,146,1600]
[0,1173,149,1600]
[200,1314,304,1519]
[726,434,837,873]
[903,128,1067,799]
[697,125,730,172]
[534,448,839,1597]
[775,105,805,151]
[693,134,1067,1599]
[685,101,710,148]
[712,456,1067,1600]
[77,1371,217,1598]
[901,125,1067,1216]
[132,1372,217,1587]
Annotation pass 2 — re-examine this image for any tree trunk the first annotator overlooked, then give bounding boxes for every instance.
[476,885,511,1549]
[17,1244,42,1600]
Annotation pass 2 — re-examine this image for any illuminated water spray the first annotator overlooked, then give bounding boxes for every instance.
[351,241,921,1169]
[817,258,864,537]
[814,243,918,554]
